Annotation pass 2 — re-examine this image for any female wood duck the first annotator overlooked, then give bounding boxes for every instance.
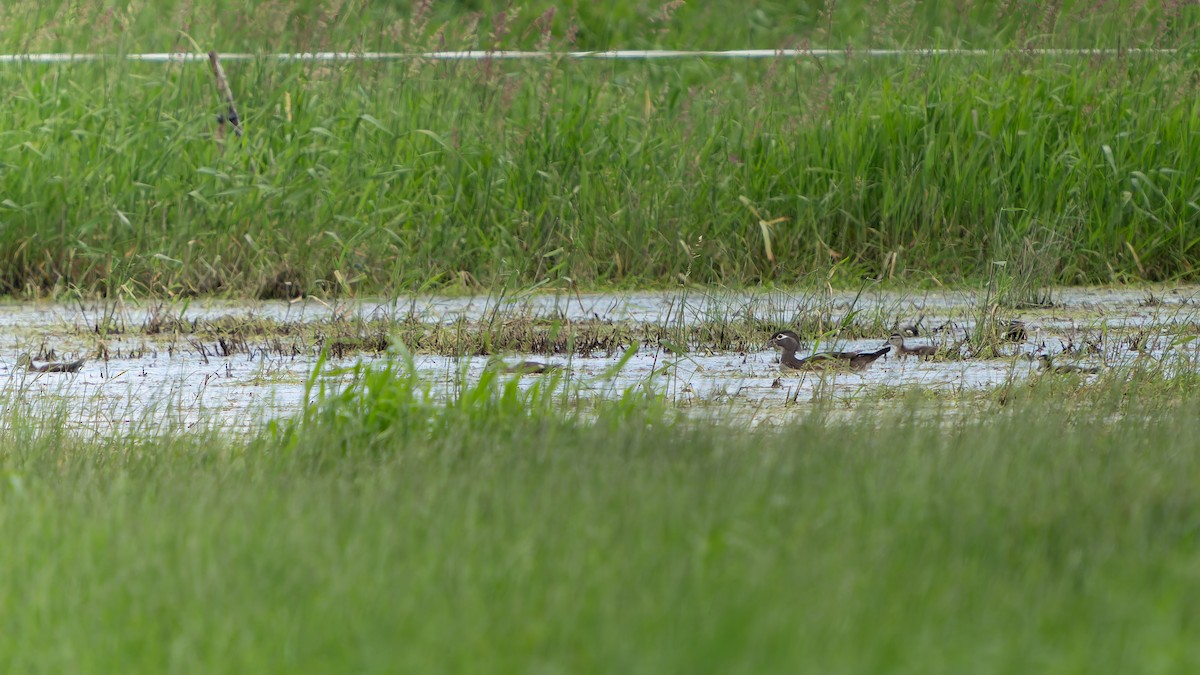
[500,361,562,375]
[886,333,937,360]
[1034,354,1099,374]
[768,330,890,372]
[15,353,86,373]
[1004,320,1028,342]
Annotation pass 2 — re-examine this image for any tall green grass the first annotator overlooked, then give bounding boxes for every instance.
[1,363,1200,672]
[1,0,1191,53]
[1,1,1199,297]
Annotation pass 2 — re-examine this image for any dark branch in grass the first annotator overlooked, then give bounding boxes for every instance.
[208,50,243,140]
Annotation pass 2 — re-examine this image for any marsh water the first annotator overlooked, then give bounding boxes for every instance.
[2,286,1198,431]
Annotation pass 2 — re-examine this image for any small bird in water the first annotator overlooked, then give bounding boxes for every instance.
[1033,354,1100,375]
[14,353,86,373]
[499,361,563,375]
[886,333,938,360]
[768,330,890,372]
[1004,320,1028,342]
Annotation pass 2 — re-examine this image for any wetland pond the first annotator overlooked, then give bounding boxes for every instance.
[2,286,1199,432]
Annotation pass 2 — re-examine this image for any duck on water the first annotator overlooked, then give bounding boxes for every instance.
[767,330,890,372]
[1032,354,1100,375]
[14,353,86,374]
[886,333,937,360]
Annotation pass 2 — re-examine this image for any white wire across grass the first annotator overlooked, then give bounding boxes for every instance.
[0,48,1180,63]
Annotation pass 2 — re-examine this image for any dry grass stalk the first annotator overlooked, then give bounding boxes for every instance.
[208,50,243,142]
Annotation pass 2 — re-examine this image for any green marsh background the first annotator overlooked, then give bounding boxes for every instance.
[1,0,1199,296]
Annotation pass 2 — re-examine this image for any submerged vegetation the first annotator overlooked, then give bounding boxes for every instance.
[0,1,1199,296]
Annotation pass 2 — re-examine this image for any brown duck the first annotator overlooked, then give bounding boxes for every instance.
[768,331,890,372]
[886,333,937,360]
[1004,320,1028,342]
[499,361,563,375]
[15,353,86,373]
[1034,354,1099,375]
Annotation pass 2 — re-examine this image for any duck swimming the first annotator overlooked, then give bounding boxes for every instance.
[768,331,890,372]
[1034,354,1100,374]
[886,333,937,360]
[499,360,563,375]
[14,353,86,373]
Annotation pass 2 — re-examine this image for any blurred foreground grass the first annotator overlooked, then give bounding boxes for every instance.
[0,360,1198,672]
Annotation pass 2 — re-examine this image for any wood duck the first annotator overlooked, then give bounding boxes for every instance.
[1004,320,1028,342]
[1034,354,1099,374]
[768,330,890,372]
[500,360,563,375]
[886,333,937,360]
[15,353,86,373]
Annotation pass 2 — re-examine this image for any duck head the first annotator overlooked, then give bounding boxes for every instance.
[767,330,802,351]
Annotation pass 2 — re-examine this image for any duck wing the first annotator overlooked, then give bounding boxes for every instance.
[849,346,891,368]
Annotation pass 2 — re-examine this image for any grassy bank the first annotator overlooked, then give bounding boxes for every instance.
[1,2,1199,297]
[1,364,1199,672]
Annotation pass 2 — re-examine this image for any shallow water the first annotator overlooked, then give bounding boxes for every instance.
[5,284,1197,327]
[2,286,1196,431]
[0,348,1039,432]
